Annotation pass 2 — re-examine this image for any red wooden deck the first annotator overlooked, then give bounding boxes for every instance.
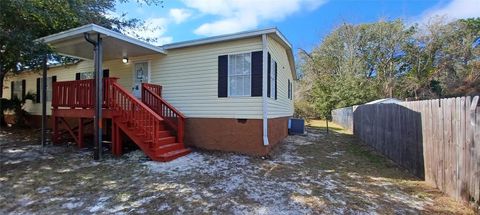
[51,78,190,162]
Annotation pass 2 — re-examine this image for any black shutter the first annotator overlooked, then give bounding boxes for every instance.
[103,69,109,78]
[274,62,277,100]
[218,55,228,97]
[251,51,263,97]
[10,81,14,99]
[287,80,290,99]
[36,78,41,102]
[267,53,271,98]
[21,79,26,100]
[289,80,293,100]
[75,73,80,80]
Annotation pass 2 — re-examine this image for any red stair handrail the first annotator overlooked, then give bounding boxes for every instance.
[109,81,165,144]
[141,83,185,144]
[142,83,162,97]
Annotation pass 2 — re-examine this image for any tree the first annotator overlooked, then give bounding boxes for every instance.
[297,21,409,119]
[398,17,480,99]
[297,17,479,120]
[0,0,161,98]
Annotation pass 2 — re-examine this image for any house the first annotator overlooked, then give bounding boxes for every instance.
[1,24,296,161]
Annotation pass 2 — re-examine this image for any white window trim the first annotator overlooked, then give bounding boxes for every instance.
[227,52,252,97]
[12,80,23,99]
[132,60,151,83]
[79,71,95,80]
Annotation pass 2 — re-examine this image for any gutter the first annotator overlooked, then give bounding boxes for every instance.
[262,34,269,146]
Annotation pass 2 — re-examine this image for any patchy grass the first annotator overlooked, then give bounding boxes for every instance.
[0,124,475,214]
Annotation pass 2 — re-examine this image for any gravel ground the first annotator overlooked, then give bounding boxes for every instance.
[0,124,474,214]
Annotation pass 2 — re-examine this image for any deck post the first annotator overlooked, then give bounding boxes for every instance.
[78,118,84,148]
[85,33,103,160]
[94,33,104,160]
[41,54,47,147]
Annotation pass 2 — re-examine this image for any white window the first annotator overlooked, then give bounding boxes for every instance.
[40,77,53,102]
[270,59,276,98]
[80,72,94,80]
[228,53,251,96]
[12,80,23,99]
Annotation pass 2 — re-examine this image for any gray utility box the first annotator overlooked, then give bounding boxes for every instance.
[288,118,305,135]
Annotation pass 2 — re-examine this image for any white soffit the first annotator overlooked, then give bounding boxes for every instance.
[37,24,166,60]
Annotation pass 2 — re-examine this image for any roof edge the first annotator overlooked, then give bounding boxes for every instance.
[36,24,166,54]
[161,27,291,49]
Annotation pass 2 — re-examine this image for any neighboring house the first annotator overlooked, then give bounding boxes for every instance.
[1,24,296,161]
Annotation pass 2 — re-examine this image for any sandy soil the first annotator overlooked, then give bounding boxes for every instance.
[0,123,474,214]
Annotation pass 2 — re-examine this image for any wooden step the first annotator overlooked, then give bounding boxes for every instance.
[154,148,191,162]
[143,131,172,145]
[157,130,171,138]
[150,143,184,154]
[157,136,176,145]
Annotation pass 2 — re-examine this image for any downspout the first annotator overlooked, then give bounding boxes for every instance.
[84,33,104,160]
[262,34,269,146]
[41,55,47,148]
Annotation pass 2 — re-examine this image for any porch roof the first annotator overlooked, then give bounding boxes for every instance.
[37,24,166,60]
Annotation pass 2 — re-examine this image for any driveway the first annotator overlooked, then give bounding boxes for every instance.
[0,122,473,214]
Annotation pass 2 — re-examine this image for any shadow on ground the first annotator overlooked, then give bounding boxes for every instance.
[0,124,474,214]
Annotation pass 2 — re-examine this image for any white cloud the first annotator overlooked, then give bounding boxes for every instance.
[417,0,480,23]
[169,8,192,24]
[182,0,327,36]
[122,17,173,45]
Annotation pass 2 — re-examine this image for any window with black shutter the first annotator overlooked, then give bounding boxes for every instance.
[39,76,55,102]
[274,62,277,100]
[288,79,293,100]
[228,53,251,96]
[11,80,23,99]
[219,51,263,97]
[10,81,14,99]
[268,53,277,99]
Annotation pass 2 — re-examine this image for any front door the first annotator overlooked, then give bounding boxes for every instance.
[132,62,150,98]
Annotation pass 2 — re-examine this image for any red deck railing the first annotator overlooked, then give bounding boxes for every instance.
[52,78,118,108]
[142,83,185,144]
[109,82,165,143]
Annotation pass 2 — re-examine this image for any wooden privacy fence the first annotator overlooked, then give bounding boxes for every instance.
[331,106,354,131]
[353,96,479,206]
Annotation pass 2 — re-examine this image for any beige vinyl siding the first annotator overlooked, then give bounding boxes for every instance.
[151,37,263,119]
[2,36,272,119]
[1,59,135,115]
[267,36,294,118]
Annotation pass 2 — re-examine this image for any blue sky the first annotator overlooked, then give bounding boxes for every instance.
[115,0,479,51]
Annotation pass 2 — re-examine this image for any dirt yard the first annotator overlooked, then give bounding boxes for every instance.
[0,121,474,214]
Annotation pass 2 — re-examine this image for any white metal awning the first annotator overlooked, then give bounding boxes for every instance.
[37,24,166,60]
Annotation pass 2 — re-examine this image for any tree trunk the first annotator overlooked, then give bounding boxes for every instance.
[0,65,5,126]
[0,65,4,98]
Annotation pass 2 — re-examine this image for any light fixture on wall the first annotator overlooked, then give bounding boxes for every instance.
[122,57,129,64]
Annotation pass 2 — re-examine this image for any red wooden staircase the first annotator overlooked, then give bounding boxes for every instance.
[51,78,190,162]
